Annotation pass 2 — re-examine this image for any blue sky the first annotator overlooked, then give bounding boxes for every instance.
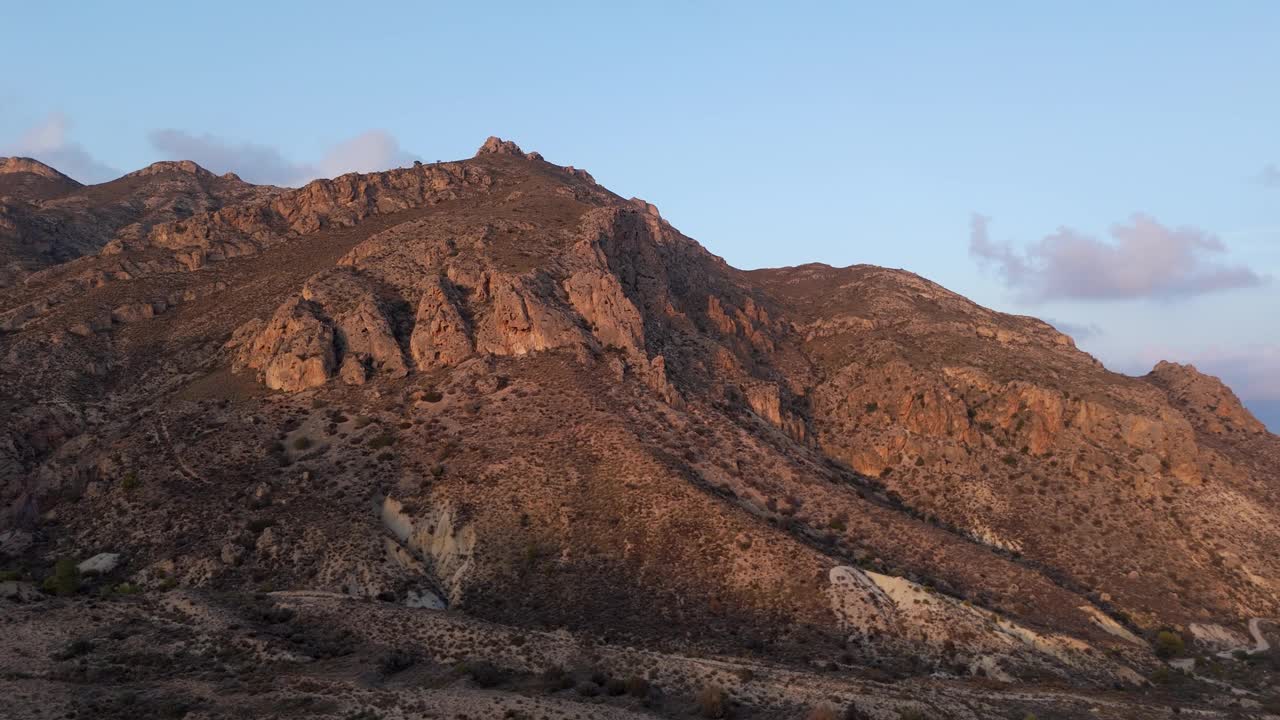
[3,2,1278,428]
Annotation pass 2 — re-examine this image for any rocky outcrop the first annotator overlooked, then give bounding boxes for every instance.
[475,136,527,158]
[235,269,410,389]
[123,160,494,273]
[238,297,336,392]
[1147,360,1268,435]
[379,496,476,606]
[409,275,473,369]
[474,273,585,357]
[122,160,217,179]
[302,269,407,380]
[743,381,807,442]
[563,269,645,354]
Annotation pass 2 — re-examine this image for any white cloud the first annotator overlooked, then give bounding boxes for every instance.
[5,112,118,183]
[147,128,419,186]
[311,131,418,181]
[148,129,302,185]
[970,213,1269,302]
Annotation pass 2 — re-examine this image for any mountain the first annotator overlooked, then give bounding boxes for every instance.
[0,158,281,288]
[0,156,83,201]
[1,138,1276,720]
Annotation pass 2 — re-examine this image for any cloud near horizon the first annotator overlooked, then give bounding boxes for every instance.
[969,214,1269,302]
[1044,317,1103,341]
[4,112,119,183]
[147,128,419,186]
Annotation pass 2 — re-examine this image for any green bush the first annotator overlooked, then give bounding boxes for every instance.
[44,558,80,596]
[121,471,141,492]
[0,569,21,582]
[293,436,313,451]
[1154,630,1185,658]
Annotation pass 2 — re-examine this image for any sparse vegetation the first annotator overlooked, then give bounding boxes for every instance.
[540,666,573,692]
[575,681,600,697]
[121,471,141,492]
[378,649,416,675]
[1154,630,1185,658]
[458,660,507,688]
[367,432,396,449]
[806,703,842,720]
[51,637,95,661]
[624,674,650,698]
[293,436,313,450]
[696,685,729,718]
[43,557,80,596]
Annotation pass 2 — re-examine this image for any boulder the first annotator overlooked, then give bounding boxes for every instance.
[77,553,121,575]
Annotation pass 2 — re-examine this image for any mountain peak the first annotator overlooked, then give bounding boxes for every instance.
[1148,360,1267,434]
[124,159,216,179]
[475,136,527,158]
[0,156,79,183]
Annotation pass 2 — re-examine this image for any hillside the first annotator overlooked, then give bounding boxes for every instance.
[1,138,1277,719]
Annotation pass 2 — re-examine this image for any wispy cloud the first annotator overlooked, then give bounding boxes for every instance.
[147,128,419,186]
[1257,163,1280,188]
[148,130,301,185]
[970,213,1269,302]
[1044,317,1103,341]
[4,112,118,183]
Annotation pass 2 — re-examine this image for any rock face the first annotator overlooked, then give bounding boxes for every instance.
[237,298,336,392]
[475,135,528,158]
[1147,360,1268,435]
[409,275,473,369]
[1,137,1278,708]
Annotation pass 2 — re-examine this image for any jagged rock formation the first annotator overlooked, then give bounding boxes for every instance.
[1,138,1277,718]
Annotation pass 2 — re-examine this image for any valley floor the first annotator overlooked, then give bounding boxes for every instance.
[2,590,1274,720]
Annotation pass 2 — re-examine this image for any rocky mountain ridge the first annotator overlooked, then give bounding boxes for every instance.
[1,138,1277,719]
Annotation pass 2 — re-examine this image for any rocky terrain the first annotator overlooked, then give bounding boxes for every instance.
[1,138,1277,719]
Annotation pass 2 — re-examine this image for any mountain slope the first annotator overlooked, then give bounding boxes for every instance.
[0,159,281,288]
[1,138,1277,718]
